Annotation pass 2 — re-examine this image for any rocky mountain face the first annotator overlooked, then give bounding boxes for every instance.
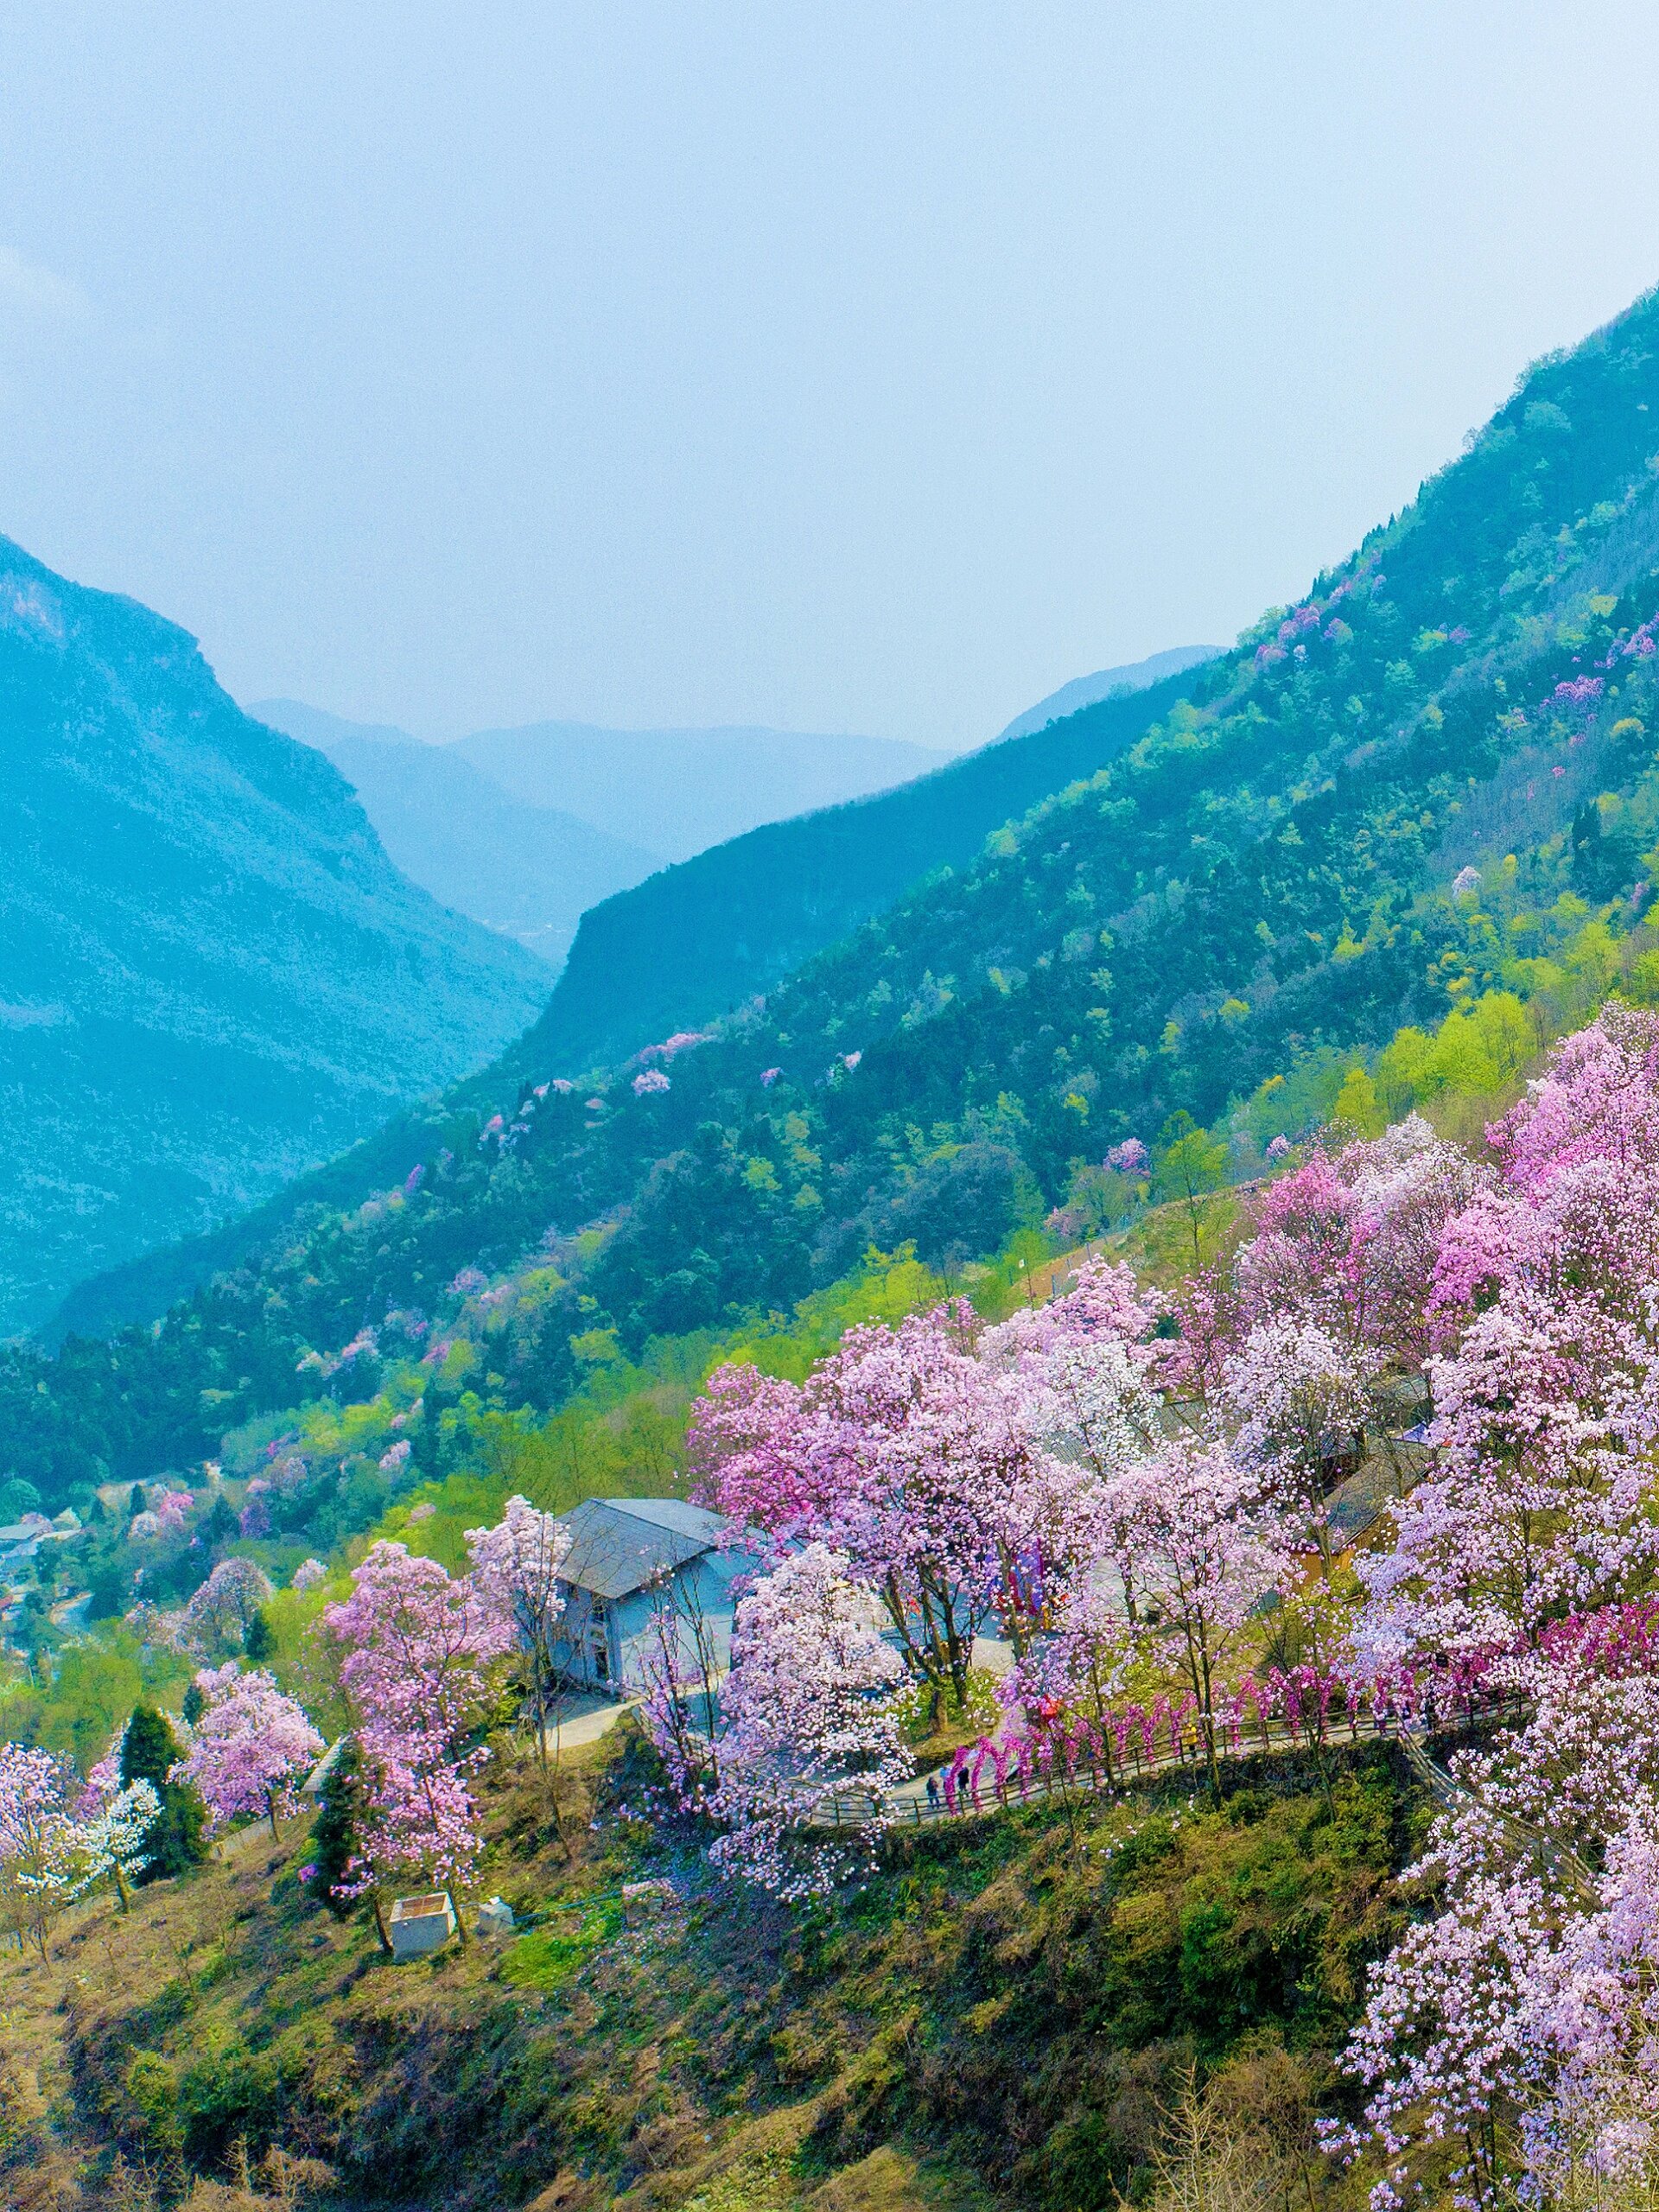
[0,542,550,1333]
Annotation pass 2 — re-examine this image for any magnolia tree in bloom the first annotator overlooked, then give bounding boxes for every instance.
[1353,1009,1659,1677]
[1112,1436,1298,1791]
[1356,1286,1659,1671]
[325,1541,512,1916]
[704,1543,908,1899]
[1235,1115,1478,1370]
[0,1745,84,1956]
[177,1556,275,1659]
[73,1764,162,1910]
[1331,1009,1659,2208]
[0,1747,159,1948]
[466,1495,573,1773]
[693,1301,1019,1707]
[1224,1313,1371,1580]
[1336,1634,1659,2209]
[695,1278,1181,1707]
[172,1663,325,1838]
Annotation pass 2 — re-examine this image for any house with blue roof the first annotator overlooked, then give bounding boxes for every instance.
[549,1497,756,1694]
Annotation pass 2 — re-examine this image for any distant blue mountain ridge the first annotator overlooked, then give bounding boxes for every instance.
[250,701,662,968]
[38,643,1222,1339]
[492,647,1225,1075]
[993,644,1220,742]
[257,648,1218,983]
[0,542,550,1335]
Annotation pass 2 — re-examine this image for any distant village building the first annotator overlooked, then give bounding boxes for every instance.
[0,1508,83,1570]
[549,1497,753,1694]
[0,1510,88,1650]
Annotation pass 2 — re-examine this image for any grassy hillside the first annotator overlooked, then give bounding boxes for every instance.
[0,1719,1421,2212]
[0,540,550,1336]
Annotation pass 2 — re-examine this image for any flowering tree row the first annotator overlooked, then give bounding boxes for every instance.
[0,1743,159,1955]
[0,1493,574,1955]
[674,1001,1659,2204]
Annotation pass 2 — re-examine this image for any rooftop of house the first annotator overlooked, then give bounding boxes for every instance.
[554,1497,734,1602]
[0,1510,84,1549]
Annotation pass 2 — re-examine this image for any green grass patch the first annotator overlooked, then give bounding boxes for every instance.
[499,1897,624,1991]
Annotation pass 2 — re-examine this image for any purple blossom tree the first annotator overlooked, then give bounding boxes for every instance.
[707,1542,908,1898]
[466,1496,573,1784]
[325,1541,512,1924]
[171,1663,325,1838]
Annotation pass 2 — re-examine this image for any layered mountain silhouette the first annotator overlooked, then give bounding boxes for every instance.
[251,701,661,966]
[0,543,550,1334]
[448,719,946,861]
[991,644,1218,743]
[527,651,1220,1073]
[259,655,1215,1031]
[37,287,1659,1411]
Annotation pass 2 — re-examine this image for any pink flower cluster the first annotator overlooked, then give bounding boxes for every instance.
[172,1664,323,1835]
[324,1541,512,1894]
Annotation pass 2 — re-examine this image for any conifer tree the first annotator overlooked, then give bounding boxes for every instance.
[200,1494,238,1552]
[118,1706,207,1881]
[308,1734,366,1918]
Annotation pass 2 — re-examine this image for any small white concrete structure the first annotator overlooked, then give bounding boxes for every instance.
[476,1895,516,1937]
[389,1891,456,1960]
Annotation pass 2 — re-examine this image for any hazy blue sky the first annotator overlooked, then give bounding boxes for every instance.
[1,5,1657,747]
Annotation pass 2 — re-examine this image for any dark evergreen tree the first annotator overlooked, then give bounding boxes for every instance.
[84,1552,129,1623]
[308,1734,365,1917]
[119,1704,208,1881]
[243,1608,274,1662]
[200,1494,238,1552]
[180,1681,205,1727]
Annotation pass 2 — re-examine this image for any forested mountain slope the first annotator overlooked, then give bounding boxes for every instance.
[532,657,1213,1071]
[0,540,550,1335]
[18,284,1659,1486]
[993,641,1217,741]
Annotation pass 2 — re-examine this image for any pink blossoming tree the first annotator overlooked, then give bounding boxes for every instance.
[707,1542,908,1899]
[466,1495,574,1781]
[172,1663,325,1838]
[177,1556,275,1660]
[325,1541,512,1929]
